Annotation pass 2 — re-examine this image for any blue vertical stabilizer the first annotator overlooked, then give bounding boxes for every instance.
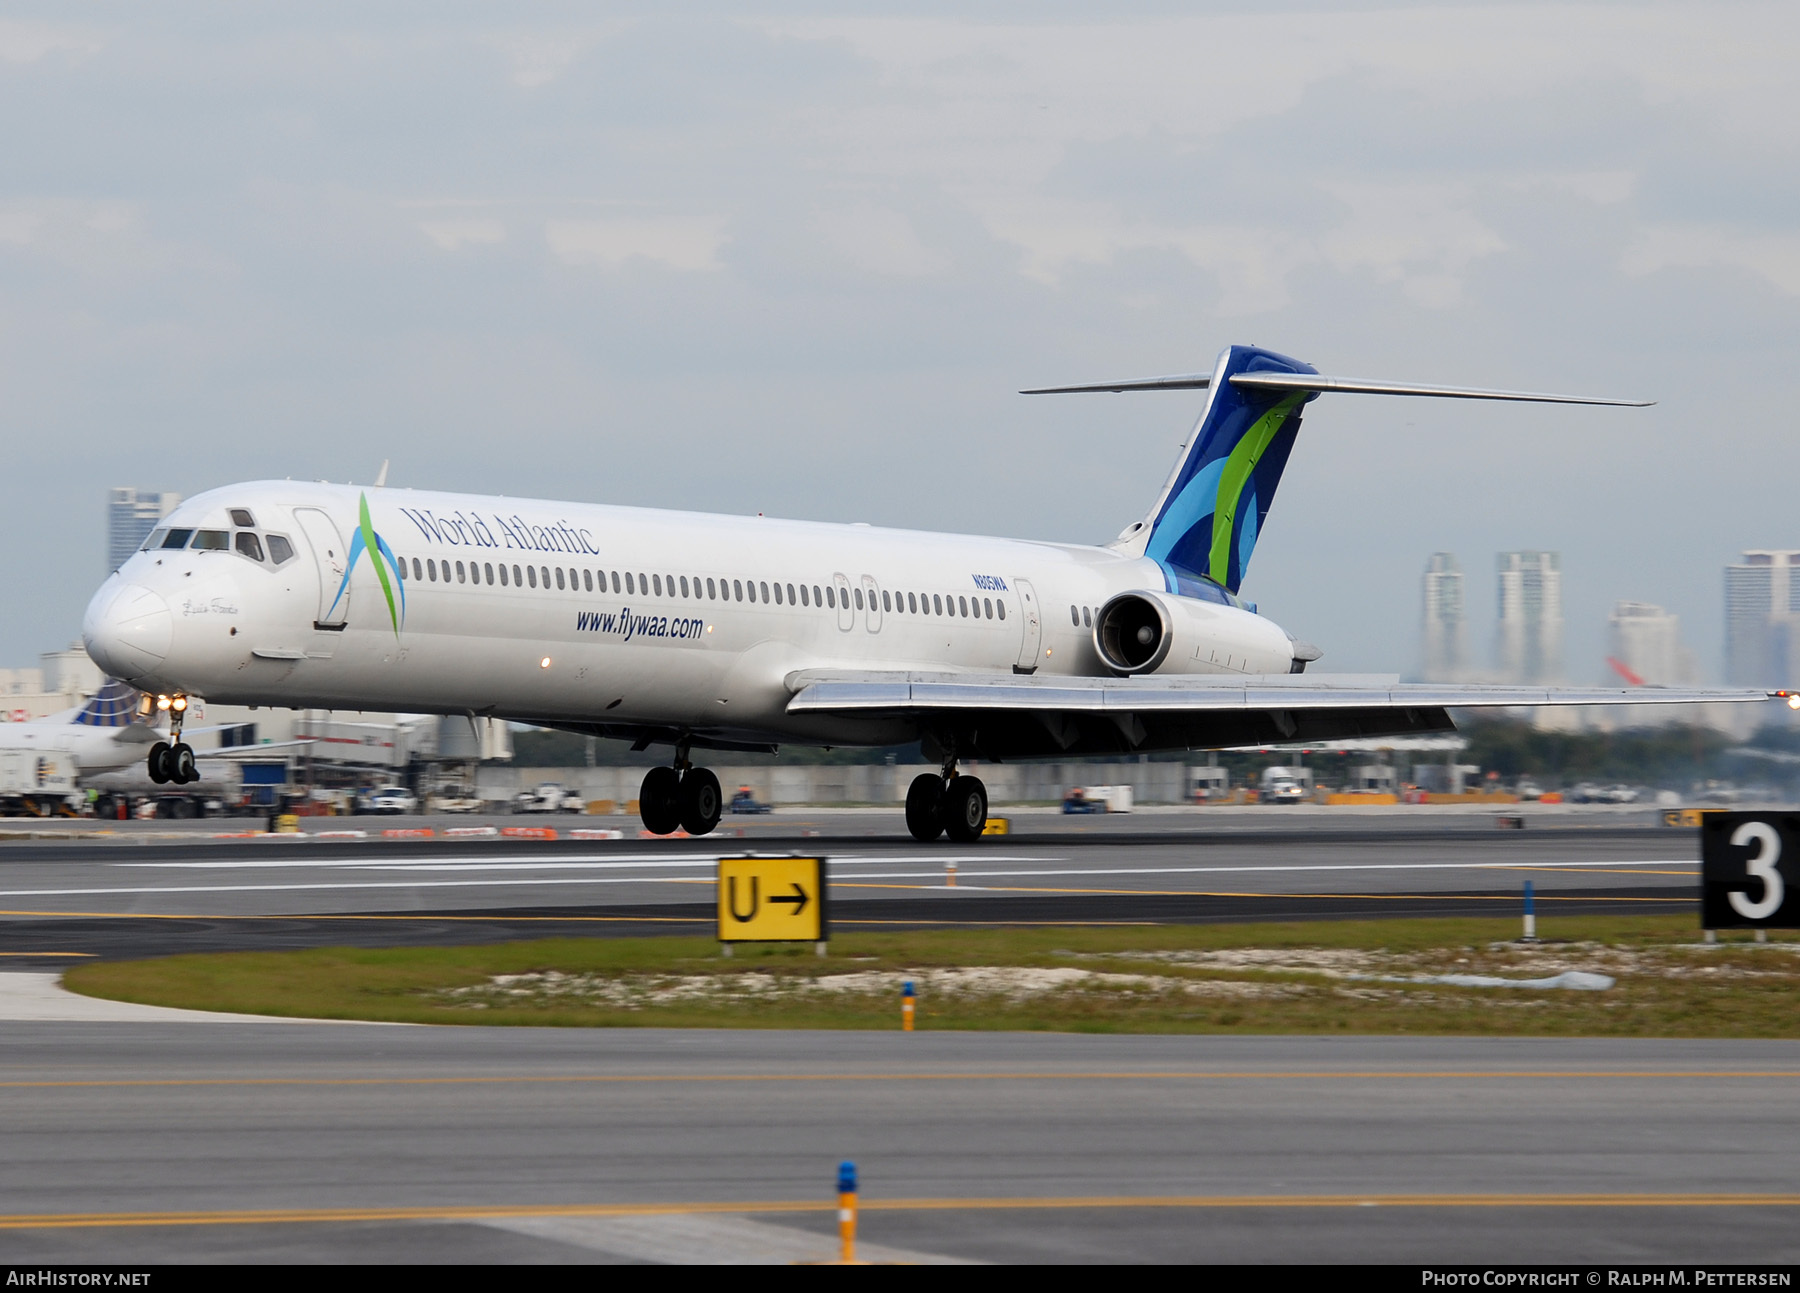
[1141,345,1317,595]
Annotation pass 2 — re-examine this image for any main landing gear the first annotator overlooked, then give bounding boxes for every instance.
[146,693,198,786]
[638,744,723,837]
[905,756,988,844]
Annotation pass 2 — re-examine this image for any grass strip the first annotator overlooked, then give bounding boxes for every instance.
[62,915,1800,1037]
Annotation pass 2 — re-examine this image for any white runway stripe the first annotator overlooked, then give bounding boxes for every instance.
[0,858,1696,900]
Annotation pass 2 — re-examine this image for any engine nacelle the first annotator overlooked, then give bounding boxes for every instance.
[1094,590,1297,676]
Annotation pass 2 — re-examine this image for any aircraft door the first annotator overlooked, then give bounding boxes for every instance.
[861,575,882,633]
[295,508,350,628]
[833,574,853,632]
[1012,577,1042,672]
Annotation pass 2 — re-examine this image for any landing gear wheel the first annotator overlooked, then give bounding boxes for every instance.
[147,741,172,785]
[942,775,988,844]
[639,766,682,835]
[906,774,945,842]
[171,743,197,785]
[678,768,723,837]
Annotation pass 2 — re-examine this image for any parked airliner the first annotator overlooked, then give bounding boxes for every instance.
[80,345,1785,840]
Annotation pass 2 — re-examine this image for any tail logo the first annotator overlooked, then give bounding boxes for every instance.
[326,493,407,635]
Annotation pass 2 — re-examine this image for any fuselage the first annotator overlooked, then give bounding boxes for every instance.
[82,481,1301,751]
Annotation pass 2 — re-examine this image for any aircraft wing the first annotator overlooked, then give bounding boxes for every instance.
[784,670,1783,755]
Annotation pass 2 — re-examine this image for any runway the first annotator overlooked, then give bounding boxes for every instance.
[0,811,1703,962]
[2,813,1785,1265]
[2,1025,1797,1263]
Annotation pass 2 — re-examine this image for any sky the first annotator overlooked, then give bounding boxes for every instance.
[3,2,1799,681]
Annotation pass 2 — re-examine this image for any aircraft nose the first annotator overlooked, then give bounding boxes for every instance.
[83,582,173,684]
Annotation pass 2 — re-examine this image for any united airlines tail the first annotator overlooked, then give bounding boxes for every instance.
[70,679,142,728]
[1024,344,1652,598]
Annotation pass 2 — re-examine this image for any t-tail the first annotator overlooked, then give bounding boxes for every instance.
[1023,345,1653,599]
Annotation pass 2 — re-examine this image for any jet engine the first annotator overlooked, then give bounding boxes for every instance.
[1093,590,1296,677]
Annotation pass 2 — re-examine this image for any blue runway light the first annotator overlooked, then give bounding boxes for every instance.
[838,1160,857,1194]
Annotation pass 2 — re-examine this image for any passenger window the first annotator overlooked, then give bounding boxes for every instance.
[499,564,509,586]
[760,581,770,603]
[162,529,193,549]
[267,535,295,565]
[825,586,834,609]
[959,596,968,617]
[996,600,1005,621]
[984,598,993,618]
[734,580,743,601]
[787,583,796,605]
[933,594,942,615]
[800,585,809,607]
[851,587,861,610]
[1082,606,1092,628]
[652,573,661,595]
[607,571,617,593]
[907,592,917,614]
[680,576,689,598]
[555,568,565,590]
[458,561,468,583]
[143,528,168,551]
[191,529,228,551]
[427,559,438,581]
[705,577,715,599]
[528,566,537,588]
[813,585,823,607]
[624,572,633,594]
[537,567,546,588]
[638,572,647,594]
[229,508,255,528]
[1070,605,1079,625]
[485,563,495,584]
[411,558,422,581]
[581,569,591,592]
[772,583,782,605]
[234,532,264,562]
[882,590,891,612]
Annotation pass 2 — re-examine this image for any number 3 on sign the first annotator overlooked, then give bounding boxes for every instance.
[1729,821,1785,921]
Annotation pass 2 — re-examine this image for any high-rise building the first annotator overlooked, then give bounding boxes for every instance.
[107,487,180,573]
[1420,553,1469,681]
[1724,550,1800,687]
[1608,601,1695,686]
[1496,550,1562,683]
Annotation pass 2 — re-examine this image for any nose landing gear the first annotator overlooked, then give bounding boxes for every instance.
[638,742,723,837]
[905,751,989,844]
[146,693,199,785]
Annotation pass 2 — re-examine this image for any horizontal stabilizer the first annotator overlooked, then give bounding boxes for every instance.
[1228,373,1652,406]
[1021,373,1212,394]
[1021,371,1649,406]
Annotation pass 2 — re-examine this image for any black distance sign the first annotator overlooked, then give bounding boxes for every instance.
[1700,812,1800,929]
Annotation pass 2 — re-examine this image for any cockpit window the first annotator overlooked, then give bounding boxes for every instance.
[235,532,265,562]
[266,535,295,565]
[142,529,168,552]
[190,530,229,551]
[162,529,193,549]
[229,508,255,527]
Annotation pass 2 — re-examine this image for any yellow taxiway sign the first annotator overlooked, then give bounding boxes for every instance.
[717,856,827,943]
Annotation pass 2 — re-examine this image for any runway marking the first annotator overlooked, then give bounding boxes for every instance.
[0,858,1700,901]
[115,854,1046,872]
[834,883,1694,903]
[0,908,710,923]
[4,1069,1794,1091]
[0,951,92,956]
[4,1193,1799,1230]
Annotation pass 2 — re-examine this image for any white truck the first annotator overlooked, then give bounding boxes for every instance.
[0,750,79,816]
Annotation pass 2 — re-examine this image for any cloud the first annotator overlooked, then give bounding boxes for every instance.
[544,217,727,272]
[0,20,107,65]
[419,218,506,251]
[812,203,946,277]
[1623,224,1800,296]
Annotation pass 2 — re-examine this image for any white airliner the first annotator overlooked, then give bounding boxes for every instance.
[79,344,1787,840]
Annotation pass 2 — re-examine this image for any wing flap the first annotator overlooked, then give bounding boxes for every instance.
[786,670,1774,714]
